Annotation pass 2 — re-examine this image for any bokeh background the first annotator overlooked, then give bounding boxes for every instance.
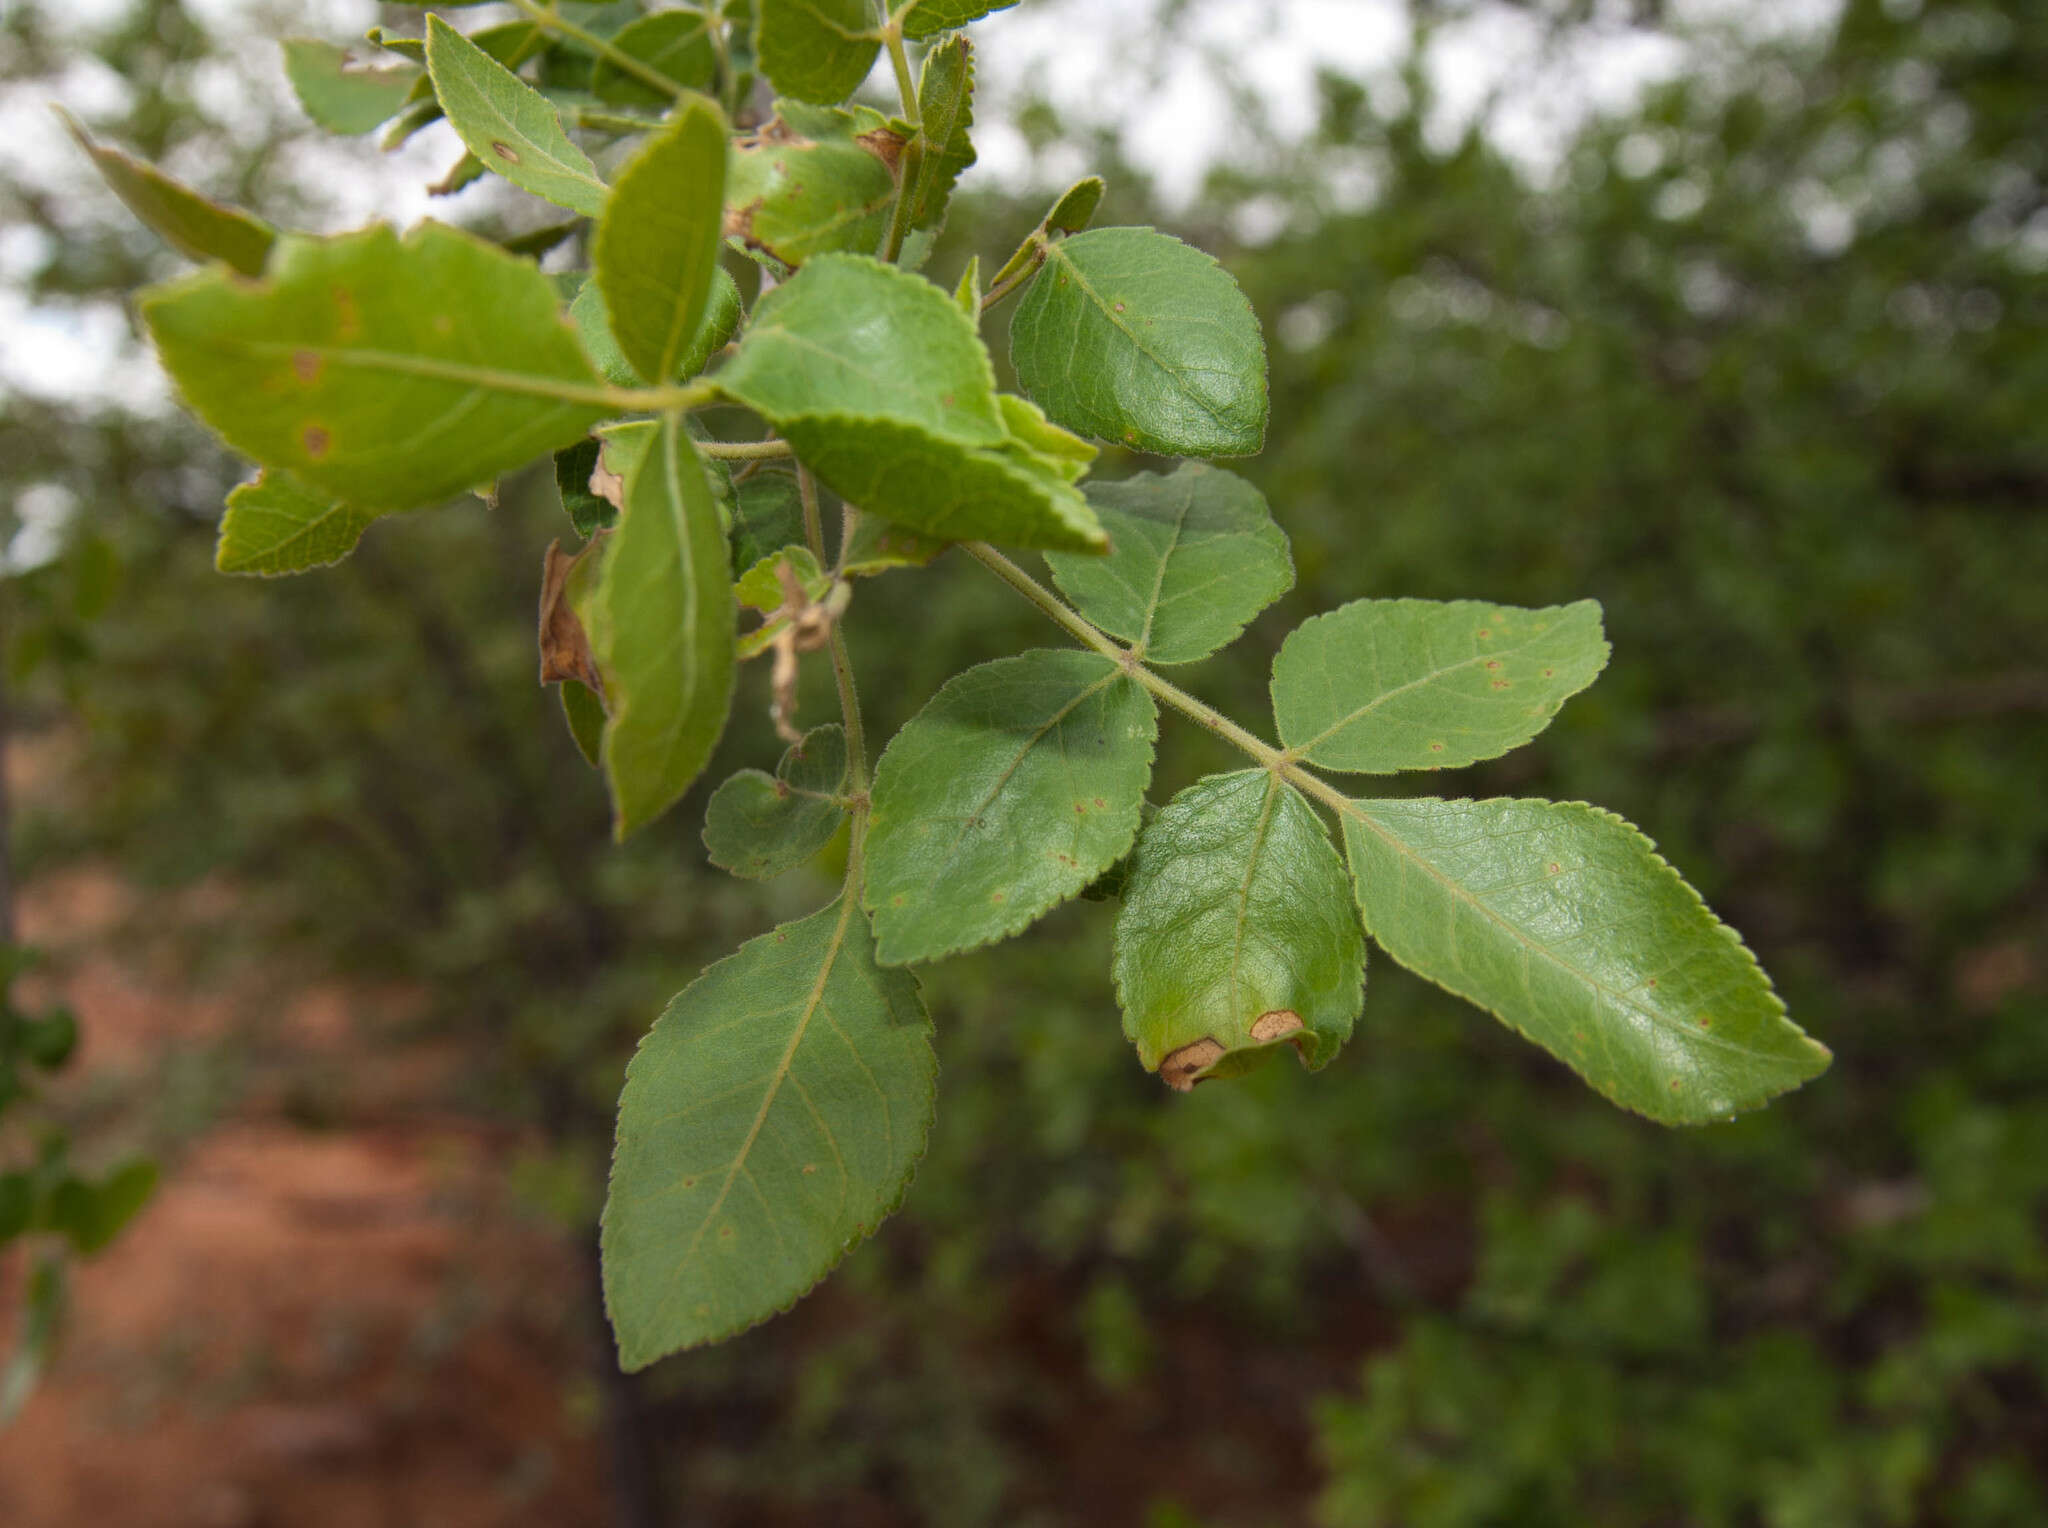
[3,0,2044,1523]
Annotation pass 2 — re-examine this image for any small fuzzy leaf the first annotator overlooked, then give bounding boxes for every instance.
[281,38,418,134]
[754,0,878,105]
[908,33,975,230]
[1011,226,1268,458]
[1341,797,1831,1124]
[581,417,737,838]
[703,725,849,878]
[140,222,610,511]
[596,96,728,383]
[1043,175,1105,235]
[592,9,718,107]
[1045,464,1293,664]
[901,0,1018,39]
[569,280,644,385]
[602,898,935,1367]
[426,15,608,217]
[59,109,276,276]
[1272,598,1610,773]
[726,102,901,267]
[1114,771,1364,1090]
[216,473,376,575]
[865,650,1157,965]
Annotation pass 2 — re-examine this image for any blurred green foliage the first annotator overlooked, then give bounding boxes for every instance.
[4,0,2044,1520]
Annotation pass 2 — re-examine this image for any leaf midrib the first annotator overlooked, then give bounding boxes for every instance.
[215,338,620,409]
[1040,240,1239,433]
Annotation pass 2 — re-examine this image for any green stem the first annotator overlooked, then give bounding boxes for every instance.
[699,438,794,461]
[981,235,1048,310]
[508,0,688,103]
[803,471,872,812]
[566,107,669,135]
[877,21,922,264]
[962,543,1351,815]
[882,22,922,127]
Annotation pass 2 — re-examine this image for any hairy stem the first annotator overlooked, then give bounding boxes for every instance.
[878,21,922,263]
[509,0,688,102]
[962,543,1353,815]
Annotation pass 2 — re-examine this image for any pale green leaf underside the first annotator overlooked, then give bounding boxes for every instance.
[1342,797,1831,1125]
[216,473,375,575]
[865,650,1158,966]
[426,16,608,217]
[282,39,418,135]
[1272,598,1610,773]
[584,417,737,839]
[1011,226,1269,458]
[703,724,849,879]
[1115,770,1363,1086]
[603,897,934,1369]
[596,96,727,383]
[139,222,610,511]
[901,0,1018,38]
[754,0,879,105]
[1045,463,1294,664]
[61,109,276,277]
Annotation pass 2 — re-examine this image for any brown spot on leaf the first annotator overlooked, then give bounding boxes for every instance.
[537,540,607,695]
[990,891,1006,904]
[302,425,330,459]
[802,1164,818,1176]
[718,1224,736,1241]
[1477,628,1492,639]
[490,140,520,164]
[1542,667,1555,678]
[1669,1078,1683,1092]
[1113,301,1126,312]
[1250,1010,1304,1043]
[1429,741,1445,753]
[1547,862,1562,874]
[291,349,321,383]
[1491,679,1511,690]
[1158,1038,1226,1093]
[1485,660,1502,670]
[331,286,359,338]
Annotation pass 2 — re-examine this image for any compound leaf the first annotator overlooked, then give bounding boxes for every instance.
[754,0,878,105]
[216,473,376,575]
[1272,598,1610,773]
[60,109,276,276]
[1114,770,1364,1090]
[426,15,609,217]
[281,38,418,134]
[140,222,611,510]
[1045,464,1293,665]
[902,0,1018,38]
[1341,797,1832,1124]
[726,102,901,267]
[704,724,849,879]
[596,95,727,383]
[865,650,1157,965]
[581,417,737,839]
[592,9,719,107]
[1011,226,1268,458]
[602,897,934,1368]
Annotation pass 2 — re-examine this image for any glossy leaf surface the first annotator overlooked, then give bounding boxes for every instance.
[1045,464,1293,664]
[603,898,934,1368]
[865,650,1157,965]
[1011,226,1268,458]
[216,474,375,576]
[61,110,276,276]
[426,16,608,217]
[1272,598,1609,773]
[1115,771,1364,1089]
[595,96,727,383]
[704,725,849,879]
[140,222,611,511]
[581,418,737,838]
[1342,797,1831,1124]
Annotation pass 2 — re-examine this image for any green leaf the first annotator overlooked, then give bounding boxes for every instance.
[1340,797,1831,1124]
[754,0,878,105]
[730,468,805,568]
[1043,175,1106,236]
[727,102,901,267]
[1272,598,1610,773]
[140,222,612,512]
[426,15,609,217]
[1115,770,1364,1090]
[281,38,419,134]
[595,96,728,383]
[0,1174,29,1242]
[1011,226,1269,458]
[216,473,375,576]
[736,546,832,659]
[996,394,1096,483]
[581,417,738,838]
[954,254,982,315]
[717,255,1107,550]
[556,438,614,536]
[592,9,718,107]
[901,0,1019,39]
[602,897,934,1367]
[908,33,975,230]
[59,108,276,277]
[704,724,849,878]
[865,650,1157,965]
[840,515,946,577]
[561,679,607,766]
[1045,464,1293,664]
[569,279,644,386]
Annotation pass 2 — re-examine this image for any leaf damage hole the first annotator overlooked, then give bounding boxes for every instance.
[1159,1038,1226,1093]
[491,140,521,163]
